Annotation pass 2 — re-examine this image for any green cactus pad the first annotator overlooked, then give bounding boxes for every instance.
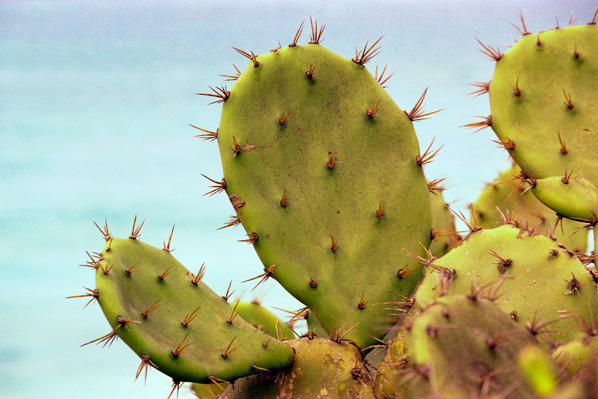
[487,24,598,219]
[234,301,295,340]
[472,165,587,252]
[408,294,540,399]
[414,224,597,344]
[552,336,598,376]
[93,238,294,383]
[220,337,375,399]
[531,175,598,221]
[215,43,431,349]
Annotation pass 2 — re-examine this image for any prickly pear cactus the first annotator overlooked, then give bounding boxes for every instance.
[234,300,295,340]
[210,29,432,348]
[220,337,375,399]
[481,23,598,220]
[414,224,597,344]
[406,294,541,399]
[472,164,587,252]
[90,235,294,384]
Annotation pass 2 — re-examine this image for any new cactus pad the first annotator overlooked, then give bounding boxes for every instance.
[428,182,459,256]
[484,24,598,220]
[92,237,294,383]
[213,37,431,348]
[414,224,597,344]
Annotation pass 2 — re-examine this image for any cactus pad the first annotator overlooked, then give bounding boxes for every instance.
[92,237,294,383]
[487,24,598,219]
[414,224,597,344]
[214,41,431,348]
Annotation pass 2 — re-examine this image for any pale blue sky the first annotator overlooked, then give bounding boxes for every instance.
[1,1,596,397]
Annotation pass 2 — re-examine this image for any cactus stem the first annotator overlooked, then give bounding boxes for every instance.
[196,86,230,105]
[475,38,503,61]
[219,64,242,82]
[157,266,173,281]
[81,330,118,348]
[217,215,241,230]
[191,263,207,286]
[201,174,227,197]
[226,300,240,325]
[232,47,259,67]
[171,333,191,357]
[366,100,381,118]
[93,217,112,241]
[416,138,443,166]
[280,189,287,208]
[352,36,383,66]
[125,260,144,275]
[288,19,305,47]
[100,259,114,275]
[129,214,145,240]
[242,264,276,291]
[134,354,156,384]
[374,63,395,88]
[508,11,530,36]
[162,225,175,253]
[405,88,442,121]
[66,287,99,309]
[468,81,490,97]
[221,336,238,358]
[190,124,218,142]
[308,16,326,44]
[376,202,385,219]
[222,280,235,302]
[305,64,320,79]
[181,307,201,327]
[239,232,259,245]
[563,89,574,109]
[278,111,291,126]
[141,300,161,319]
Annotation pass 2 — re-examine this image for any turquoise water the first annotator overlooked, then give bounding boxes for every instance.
[2,1,595,397]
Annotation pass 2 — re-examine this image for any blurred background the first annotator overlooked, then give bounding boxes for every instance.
[1,0,596,397]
